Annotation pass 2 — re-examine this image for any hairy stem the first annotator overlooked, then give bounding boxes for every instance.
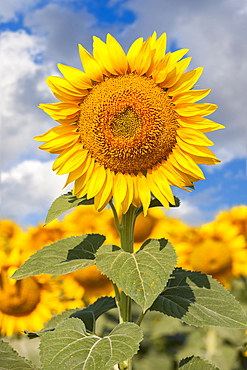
[110,203,137,370]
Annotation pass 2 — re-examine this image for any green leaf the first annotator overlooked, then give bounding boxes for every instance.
[179,356,220,369]
[0,339,37,369]
[136,196,180,217]
[45,191,94,225]
[80,296,117,320]
[11,234,105,279]
[40,318,143,370]
[150,268,247,328]
[26,297,117,338]
[68,296,117,333]
[96,239,177,311]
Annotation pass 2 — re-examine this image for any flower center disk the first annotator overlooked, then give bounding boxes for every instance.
[0,267,40,316]
[78,74,179,174]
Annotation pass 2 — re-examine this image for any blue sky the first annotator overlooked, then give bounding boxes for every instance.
[1,0,246,228]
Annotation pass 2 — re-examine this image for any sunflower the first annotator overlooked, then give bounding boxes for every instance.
[25,219,68,252]
[61,204,115,241]
[174,220,247,288]
[35,32,223,216]
[0,246,64,337]
[216,206,247,242]
[61,265,114,305]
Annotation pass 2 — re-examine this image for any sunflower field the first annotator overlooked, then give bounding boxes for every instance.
[1,205,247,369]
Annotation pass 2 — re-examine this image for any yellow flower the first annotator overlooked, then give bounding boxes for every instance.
[174,220,247,288]
[216,206,247,241]
[61,265,114,305]
[25,219,67,252]
[62,204,115,241]
[0,219,24,252]
[0,220,22,239]
[35,32,223,216]
[0,247,64,337]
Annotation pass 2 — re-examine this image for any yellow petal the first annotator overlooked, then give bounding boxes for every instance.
[34,126,60,142]
[39,101,80,115]
[94,168,113,211]
[153,33,167,64]
[74,158,95,197]
[151,53,170,83]
[188,153,220,165]
[177,116,224,133]
[136,173,151,216]
[169,67,203,93]
[63,155,91,188]
[93,36,118,75]
[56,149,88,175]
[113,172,127,214]
[177,127,214,146]
[127,37,143,72]
[53,144,84,170]
[106,34,128,74]
[175,103,218,117]
[39,133,79,151]
[161,160,192,190]
[135,42,153,75]
[152,166,175,205]
[146,169,170,210]
[121,174,134,214]
[47,76,88,101]
[87,165,107,199]
[131,175,141,208]
[57,63,92,89]
[176,137,217,158]
[172,89,211,103]
[78,44,104,82]
[172,148,205,179]
[169,49,189,65]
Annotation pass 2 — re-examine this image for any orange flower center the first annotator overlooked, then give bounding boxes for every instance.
[78,74,179,174]
[190,240,232,275]
[0,267,40,316]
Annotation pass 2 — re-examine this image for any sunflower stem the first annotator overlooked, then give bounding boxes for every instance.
[136,310,147,326]
[118,205,136,323]
[110,204,136,370]
[109,200,123,232]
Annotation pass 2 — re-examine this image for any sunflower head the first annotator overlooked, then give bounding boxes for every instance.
[35,32,224,215]
[174,220,247,288]
[0,247,64,336]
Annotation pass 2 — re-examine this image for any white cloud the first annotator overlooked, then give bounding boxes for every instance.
[167,185,223,225]
[0,0,40,22]
[167,200,204,226]
[1,160,68,225]
[1,30,57,169]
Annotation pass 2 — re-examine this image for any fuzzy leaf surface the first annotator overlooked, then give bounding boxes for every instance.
[0,339,37,369]
[179,356,220,369]
[150,268,247,328]
[40,318,143,370]
[96,239,177,311]
[11,234,105,279]
[45,192,94,225]
[25,297,117,339]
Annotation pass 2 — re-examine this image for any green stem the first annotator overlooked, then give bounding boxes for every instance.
[110,203,137,370]
[118,205,136,324]
[136,310,147,326]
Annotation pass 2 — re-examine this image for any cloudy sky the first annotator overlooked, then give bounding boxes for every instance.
[1,0,247,228]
